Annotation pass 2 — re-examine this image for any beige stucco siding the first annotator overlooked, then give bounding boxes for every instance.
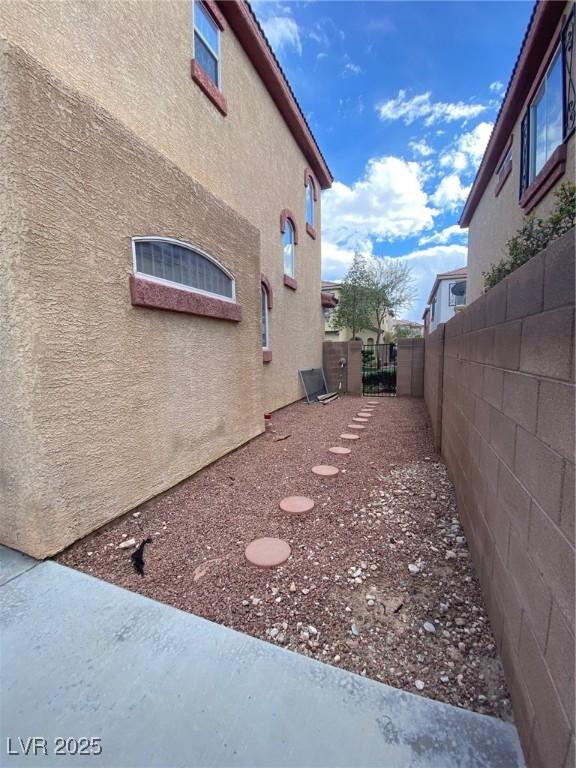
[0,43,264,557]
[467,114,575,303]
[0,1,324,410]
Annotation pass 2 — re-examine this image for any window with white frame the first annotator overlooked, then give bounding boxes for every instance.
[449,280,467,306]
[529,48,563,181]
[194,0,220,87]
[306,180,315,227]
[261,286,269,349]
[133,238,234,300]
[283,220,295,277]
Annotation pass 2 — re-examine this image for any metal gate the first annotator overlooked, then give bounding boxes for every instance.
[362,343,396,397]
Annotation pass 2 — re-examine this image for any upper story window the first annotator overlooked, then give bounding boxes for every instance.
[306,180,315,226]
[449,280,467,306]
[133,237,234,300]
[194,0,220,87]
[519,9,574,204]
[529,48,563,181]
[283,220,295,277]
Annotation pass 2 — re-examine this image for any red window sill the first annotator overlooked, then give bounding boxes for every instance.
[191,60,227,116]
[306,223,317,240]
[520,143,567,213]
[129,275,241,321]
[283,274,297,290]
[262,350,272,363]
[494,160,512,197]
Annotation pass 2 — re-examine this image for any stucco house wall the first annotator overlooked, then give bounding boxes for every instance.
[0,0,326,413]
[467,126,575,304]
[429,279,465,332]
[0,42,264,558]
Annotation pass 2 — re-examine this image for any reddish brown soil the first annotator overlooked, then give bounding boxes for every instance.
[58,395,512,720]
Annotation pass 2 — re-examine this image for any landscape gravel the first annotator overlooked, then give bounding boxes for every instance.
[58,395,512,721]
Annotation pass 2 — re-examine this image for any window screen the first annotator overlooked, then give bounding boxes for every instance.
[134,239,233,299]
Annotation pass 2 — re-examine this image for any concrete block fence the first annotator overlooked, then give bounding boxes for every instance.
[422,229,575,768]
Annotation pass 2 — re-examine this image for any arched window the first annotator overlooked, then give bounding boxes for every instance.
[283,220,295,278]
[306,180,315,227]
[261,286,269,349]
[133,237,234,300]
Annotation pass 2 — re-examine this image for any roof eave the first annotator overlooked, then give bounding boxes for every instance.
[217,0,333,190]
[460,0,565,227]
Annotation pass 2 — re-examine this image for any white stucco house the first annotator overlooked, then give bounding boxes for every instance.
[423,267,467,335]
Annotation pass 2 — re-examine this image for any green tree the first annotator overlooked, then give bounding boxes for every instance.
[330,252,375,339]
[368,259,417,345]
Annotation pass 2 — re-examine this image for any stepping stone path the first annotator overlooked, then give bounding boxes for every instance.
[311,465,339,477]
[340,433,360,440]
[329,446,351,455]
[353,417,368,422]
[279,496,315,514]
[347,424,365,430]
[245,537,291,568]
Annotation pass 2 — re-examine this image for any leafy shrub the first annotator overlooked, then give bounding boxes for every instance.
[483,182,576,291]
[362,369,396,387]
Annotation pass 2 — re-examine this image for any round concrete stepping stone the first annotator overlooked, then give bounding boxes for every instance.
[312,464,339,477]
[329,446,351,455]
[347,424,366,430]
[340,433,360,440]
[353,417,369,422]
[367,401,379,405]
[245,537,291,568]
[279,496,315,514]
[358,411,373,416]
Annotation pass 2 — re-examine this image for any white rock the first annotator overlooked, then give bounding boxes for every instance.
[445,550,457,560]
[440,675,449,683]
[118,538,136,549]
[351,623,360,636]
[269,627,279,638]
[415,680,425,690]
[423,621,436,634]
[408,564,420,575]
[289,582,297,592]
[132,512,141,518]
[301,588,310,595]
[308,625,318,635]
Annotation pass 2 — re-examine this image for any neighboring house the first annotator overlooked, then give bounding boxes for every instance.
[321,280,393,344]
[425,267,468,334]
[0,1,332,557]
[460,1,575,302]
[390,319,424,339]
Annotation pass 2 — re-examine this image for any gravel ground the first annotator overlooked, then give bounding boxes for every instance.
[58,395,512,721]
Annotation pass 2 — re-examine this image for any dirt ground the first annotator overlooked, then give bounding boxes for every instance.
[58,395,512,721]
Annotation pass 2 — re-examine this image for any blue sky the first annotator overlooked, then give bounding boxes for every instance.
[252,0,533,320]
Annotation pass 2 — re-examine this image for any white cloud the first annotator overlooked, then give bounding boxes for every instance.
[376,89,488,126]
[321,242,468,320]
[418,224,468,246]
[409,139,435,157]
[261,16,302,55]
[322,156,438,248]
[343,62,363,76]
[439,121,493,174]
[489,81,504,93]
[430,174,471,211]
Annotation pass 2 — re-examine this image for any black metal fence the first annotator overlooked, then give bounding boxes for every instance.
[362,343,396,397]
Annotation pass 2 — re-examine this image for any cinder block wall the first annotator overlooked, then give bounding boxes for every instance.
[322,341,362,395]
[425,229,575,767]
[397,338,425,397]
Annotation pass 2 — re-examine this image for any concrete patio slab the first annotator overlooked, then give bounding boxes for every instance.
[0,546,525,768]
[0,545,38,586]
